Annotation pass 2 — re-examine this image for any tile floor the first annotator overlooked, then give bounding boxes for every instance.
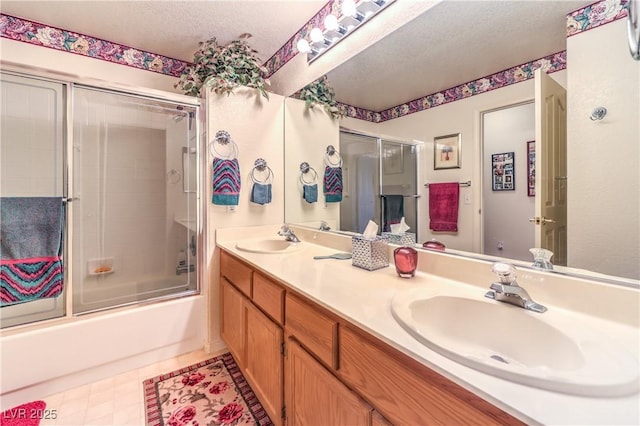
[38,349,224,426]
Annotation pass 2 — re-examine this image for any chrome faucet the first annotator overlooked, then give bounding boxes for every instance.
[319,220,331,231]
[484,262,547,313]
[278,224,301,243]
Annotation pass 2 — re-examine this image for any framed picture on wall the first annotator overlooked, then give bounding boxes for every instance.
[492,152,515,191]
[527,141,535,196]
[434,133,461,170]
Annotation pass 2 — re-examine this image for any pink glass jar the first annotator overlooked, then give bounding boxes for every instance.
[393,246,418,278]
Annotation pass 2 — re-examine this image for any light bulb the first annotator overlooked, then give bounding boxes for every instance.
[310,27,323,43]
[324,14,339,31]
[296,38,310,53]
[342,0,357,17]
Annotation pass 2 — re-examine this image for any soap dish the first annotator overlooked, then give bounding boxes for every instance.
[87,257,115,276]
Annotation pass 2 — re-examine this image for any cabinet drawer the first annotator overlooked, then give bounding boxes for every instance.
[220,250,252,297]
[339,325,524,426]
[285,293,338,369]
[252,272,284,325]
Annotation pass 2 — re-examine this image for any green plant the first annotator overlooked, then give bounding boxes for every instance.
[175,33,270,99]
[297,76,344,120]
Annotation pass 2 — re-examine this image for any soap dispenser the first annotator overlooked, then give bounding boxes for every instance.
[529,248,553,270]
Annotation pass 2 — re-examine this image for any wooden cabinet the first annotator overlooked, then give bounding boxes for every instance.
[253,271,284,325]
[245,301,284,426]
[220,249,523,426]
[286,338,371,426]
[285,292,338,369]
[339,325,524,426]
[220,278,245,368]
[220,259,285,426]
[220,250,252,297]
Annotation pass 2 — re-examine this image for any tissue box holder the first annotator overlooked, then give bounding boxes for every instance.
[352,235,389,271]
[381,232,416,246]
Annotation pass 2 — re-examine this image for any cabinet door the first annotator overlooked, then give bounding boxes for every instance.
[220,278,246,368]
[286,339,371,426]
[245,302,284,426]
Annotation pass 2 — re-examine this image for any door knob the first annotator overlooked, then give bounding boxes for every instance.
[529,217,556,225]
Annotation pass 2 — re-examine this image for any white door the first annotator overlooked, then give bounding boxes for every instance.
[533,69,567,266]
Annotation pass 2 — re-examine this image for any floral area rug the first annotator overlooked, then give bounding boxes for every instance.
[144,352,273,426]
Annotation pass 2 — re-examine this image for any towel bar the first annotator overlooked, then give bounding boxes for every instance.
[424,180,471,188]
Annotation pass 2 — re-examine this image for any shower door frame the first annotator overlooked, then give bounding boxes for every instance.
[1,64,205,327]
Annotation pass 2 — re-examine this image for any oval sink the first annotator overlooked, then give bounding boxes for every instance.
[235,238,302,254]
[391,287,639,397]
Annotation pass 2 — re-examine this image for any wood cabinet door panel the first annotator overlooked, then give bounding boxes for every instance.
[221,251,252,297]
[339,326,524,426]
[220,278,246,368]
[285,293,337,369]
[245,302,284,426]
[286,339,371,426]
[252,272,284,325]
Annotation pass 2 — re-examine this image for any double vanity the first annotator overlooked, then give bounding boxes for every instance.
[216,225,639,425]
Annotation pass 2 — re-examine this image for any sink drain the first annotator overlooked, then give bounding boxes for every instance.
[490,354,509,364]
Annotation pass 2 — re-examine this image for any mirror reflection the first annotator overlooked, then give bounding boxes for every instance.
[284,1,639,284]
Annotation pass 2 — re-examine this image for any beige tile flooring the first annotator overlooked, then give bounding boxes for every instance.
[38,348,225,426]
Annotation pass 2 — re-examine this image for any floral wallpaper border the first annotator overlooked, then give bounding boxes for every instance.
[337,51,567,123]
[567,0,628,37]
[0,14,189,77]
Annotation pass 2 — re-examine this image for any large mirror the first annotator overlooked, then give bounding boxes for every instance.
[284,0,639,285]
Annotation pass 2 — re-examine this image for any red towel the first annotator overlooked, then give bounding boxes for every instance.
[429,183,459,232]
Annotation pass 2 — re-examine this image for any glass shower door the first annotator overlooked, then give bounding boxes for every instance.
[72,87,199,314]
[0,72,67,328]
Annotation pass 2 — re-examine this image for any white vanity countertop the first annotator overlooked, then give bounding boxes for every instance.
[216,231,640,426]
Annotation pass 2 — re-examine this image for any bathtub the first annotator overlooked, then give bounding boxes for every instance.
[0,293,206,410]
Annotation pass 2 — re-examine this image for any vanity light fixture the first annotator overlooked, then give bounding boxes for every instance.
[296,0,395,63]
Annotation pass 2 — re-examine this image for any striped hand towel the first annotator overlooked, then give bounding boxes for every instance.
[1,197,65,306]
[212,157,241,206]
[323,166,343,203]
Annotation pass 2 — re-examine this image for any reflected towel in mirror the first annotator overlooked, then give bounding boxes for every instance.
[382,194,404,232]
[323,165,343,203]
[428,183,459,232]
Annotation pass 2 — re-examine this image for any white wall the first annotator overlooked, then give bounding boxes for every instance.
[482,102,535,261]
[205,88,286,349]
[283,97,340,228]
[567,20,640,280]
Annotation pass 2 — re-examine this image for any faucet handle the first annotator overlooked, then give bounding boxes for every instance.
[491,262,517,285]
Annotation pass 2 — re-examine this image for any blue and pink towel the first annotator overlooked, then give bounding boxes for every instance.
[1,197,65,307]
[323,166,343,203]
[212,158,241,206]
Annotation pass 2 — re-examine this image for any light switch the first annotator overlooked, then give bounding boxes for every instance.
[464,194,472,205]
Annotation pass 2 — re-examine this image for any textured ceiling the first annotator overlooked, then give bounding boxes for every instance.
[1,0,594,111]
[0,0,326,63]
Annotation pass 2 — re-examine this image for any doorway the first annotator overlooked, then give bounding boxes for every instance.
[481,101,535,261]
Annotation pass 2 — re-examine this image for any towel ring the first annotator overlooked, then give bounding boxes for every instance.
[299,162,318,185]
[251,158,274,184]
[324,145,343,167]
[210,129,239,159]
